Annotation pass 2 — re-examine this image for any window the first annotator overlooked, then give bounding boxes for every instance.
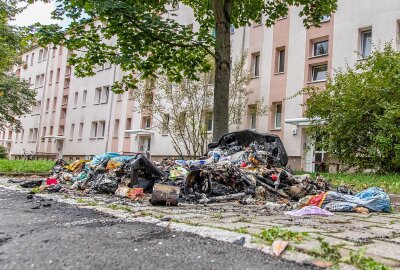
[143,116,151,129]
[313,40,328,56]
[70,124,75,141]
[30,53,34,66]
[62,95,68,106]
[205,112,213,132]
[46,98,50,113]
[274,103,282,129]
[59,46,63,55]
[53,97,57,112]
[98,121,106,138]
[249,106,257,130]
[52,47,56,58]
[56,68,61,83]
[42,127,47,139]
[311,65,328,82]
[35,75,40,88]
[101,86,109,103]
[321,15,330,22]
[65,65,71,75]
[125,118,132,137]
[91,122,98,138]
[161,114,170,134]
[64,78,70,88]
[28,77,31,85]
[20,129,24,142]
[116,94,123,102]
[58,125,64,136]
[50,126,54,136]
[82,90,87,107]
[60,108,67,118]
[73,92,78,108]
[78,123,84,140]
[144,93,153,106]
[38,49,43,62]
[276,48,285,73]
[25,54,29,64]
[361,30,372,58]
[49,70,53,85]
[230,25,235,34]
[94,87,102,104]
[252,53,260,77]
[113,119,120,137]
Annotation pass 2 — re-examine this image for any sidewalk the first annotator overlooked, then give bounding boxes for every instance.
[1,177,399,269]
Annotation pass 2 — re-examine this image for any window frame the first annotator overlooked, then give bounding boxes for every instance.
[274,103,282,129]
[313,40,329,57]
[311,64,328,82]
[360,30,372,59]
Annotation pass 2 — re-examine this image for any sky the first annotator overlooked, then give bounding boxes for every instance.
[12,1,69,27]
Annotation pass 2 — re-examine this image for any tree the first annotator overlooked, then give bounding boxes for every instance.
[303,44,400,173]
[31,0,337,139]
[132,52,264,159]
[0,0,36,131]
[0,144,7,158]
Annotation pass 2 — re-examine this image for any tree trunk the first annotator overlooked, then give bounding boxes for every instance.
[212,0,232,141]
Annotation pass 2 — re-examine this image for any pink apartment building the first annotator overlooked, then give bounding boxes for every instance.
[2,0,400,172]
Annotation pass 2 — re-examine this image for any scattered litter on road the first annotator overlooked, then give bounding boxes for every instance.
[285,206,334,217]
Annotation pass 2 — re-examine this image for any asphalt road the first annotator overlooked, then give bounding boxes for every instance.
[0,188,317,270]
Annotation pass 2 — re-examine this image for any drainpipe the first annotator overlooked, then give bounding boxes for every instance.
[35,45,51,157]
[104,64,118,152]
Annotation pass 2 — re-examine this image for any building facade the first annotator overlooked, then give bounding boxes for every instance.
[2,0,400,171]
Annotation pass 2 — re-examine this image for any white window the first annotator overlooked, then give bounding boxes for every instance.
[311,65,328,82]
[60,108,67,118]
[42,127,47,139]
[143,116,151,129]
[20,129,24,142]
[42,48,48,61]
[274,103,282,129]
[78,123,84,140]
[277,48,285,73]
[91,122,98,138]
[58,125,64,136]
[82,90,87,107]
[30,53,34,66]
[321,15,330,22]
[98,121,106,138]
[38,49,43,62]
[252,53,260,77]
[40,74,45,87]
[25,54,29,64]
[101,86,109,103]
[53,97,57,112]
[64,78,70,88]
[361,30,372,58]
[313,40,329,56]
[56,68,60,82]
[35,75,40,88]
[46,98,50,113]
[249,105,257,130]
[94,87,102,104]
[125,118,132,137]
[113,119,120,137]
[70,124,75,141]
[73,92,78,108]
[49,70,53,85]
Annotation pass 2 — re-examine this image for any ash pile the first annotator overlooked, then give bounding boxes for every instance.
[158,130,330,205]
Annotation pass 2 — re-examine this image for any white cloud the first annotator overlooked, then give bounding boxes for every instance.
[12,2,58,27]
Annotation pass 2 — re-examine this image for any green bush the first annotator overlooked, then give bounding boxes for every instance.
[0,145,7,159]
[0,159,54,173]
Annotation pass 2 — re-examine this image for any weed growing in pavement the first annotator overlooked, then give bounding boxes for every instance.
[30,187,41,194]
[310,237,343,265]
[347,249,391,270]
[75,198,98,206]
[310,237,391,269]
[108,204,132,212]
[76,198,86,203]
[234,227,249,234]
[256,226,308,244]
[213,212,223,219]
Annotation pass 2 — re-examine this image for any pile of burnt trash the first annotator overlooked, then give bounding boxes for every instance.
[13,130,391,213]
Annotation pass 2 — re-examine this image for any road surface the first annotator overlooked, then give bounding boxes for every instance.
[0,188,316,270]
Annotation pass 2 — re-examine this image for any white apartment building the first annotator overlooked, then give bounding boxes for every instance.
[2,0,400,172]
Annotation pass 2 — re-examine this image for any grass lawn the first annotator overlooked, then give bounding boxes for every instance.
[0,159,54,174]
[307,172,400,194]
